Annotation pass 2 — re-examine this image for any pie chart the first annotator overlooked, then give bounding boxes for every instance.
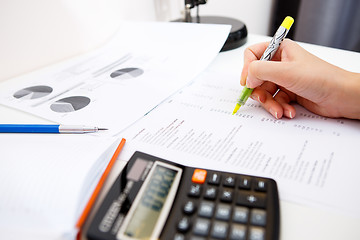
[50,96,90,113]
[110,68,144,80]
[13,85,53,99]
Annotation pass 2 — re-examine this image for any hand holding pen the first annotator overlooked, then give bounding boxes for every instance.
[232,16,294,115]
[236,18,360,120]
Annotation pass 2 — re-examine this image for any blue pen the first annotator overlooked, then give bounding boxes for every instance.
[0,124,108,133]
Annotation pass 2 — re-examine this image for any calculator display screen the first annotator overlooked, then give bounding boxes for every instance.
[122,163,180,239]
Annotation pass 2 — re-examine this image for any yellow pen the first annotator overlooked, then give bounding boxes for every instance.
[232,16,294,115]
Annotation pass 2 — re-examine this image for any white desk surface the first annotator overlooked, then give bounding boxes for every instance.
[1,34,360,240]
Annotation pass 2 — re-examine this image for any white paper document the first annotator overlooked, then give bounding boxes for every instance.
[0,134,120,240]
[0,21,230,135]
[119,70,360,218]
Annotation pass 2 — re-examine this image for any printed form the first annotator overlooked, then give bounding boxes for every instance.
[0,22,230,135]
[0,134,120,239]
[120,70,360,218]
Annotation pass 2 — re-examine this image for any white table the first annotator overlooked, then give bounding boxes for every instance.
[1,34,360,240]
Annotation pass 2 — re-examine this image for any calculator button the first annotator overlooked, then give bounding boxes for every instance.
[198,201,215,218]
[183,200,196,215]
[250,209,267,226]
[229,224,247,240]
[193,218,211,236]
[188,184,202,197]
[232,206,249,223]
[192,169,207,184]
[177,217,191,233]
[220,189,234,203]
[249,226,265,240]
[215,204,232,221]
[211,221,229,239]
[204,186,217,200]
[223,175,236,187]
[189,237,206,240]
[174,233,185,240]
[236,192,266,208]
[254,179,267,192]
[238,176,251,190]
[208,172,221,185]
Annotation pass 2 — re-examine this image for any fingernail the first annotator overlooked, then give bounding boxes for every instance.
[285,110,295,119]
[245,76,251,88]
[258,95,265,103]
[289,111,294,119]
[285,110,291,118]
[240,75,246,86]
[269,108,278,119]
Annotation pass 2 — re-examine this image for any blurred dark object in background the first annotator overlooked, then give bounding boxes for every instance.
[174,0,248,51]
[271,0,360,52]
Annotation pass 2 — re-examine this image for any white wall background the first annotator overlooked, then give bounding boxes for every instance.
[0,0,274,82]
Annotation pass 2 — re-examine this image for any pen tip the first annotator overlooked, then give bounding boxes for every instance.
[98,128,108,131]
[232,104,241,115]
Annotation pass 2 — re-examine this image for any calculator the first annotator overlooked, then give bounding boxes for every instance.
[87,151,280,240]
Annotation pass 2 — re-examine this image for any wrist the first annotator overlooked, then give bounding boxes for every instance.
[340,71,360,120]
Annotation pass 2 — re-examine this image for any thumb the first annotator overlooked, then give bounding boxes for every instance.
[246,60,294,89]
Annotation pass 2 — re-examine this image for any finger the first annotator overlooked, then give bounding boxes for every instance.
[252,87,284,119]
[251,82,278,104]
[246,60,293,89]
[260,81,279,96]
[273,90,296,118]
[242,39,300,90]
[241,42,270,86]
[251,87,266,103]
[277,86,297,102]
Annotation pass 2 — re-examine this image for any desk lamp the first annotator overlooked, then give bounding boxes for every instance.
[175,0,248,51]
